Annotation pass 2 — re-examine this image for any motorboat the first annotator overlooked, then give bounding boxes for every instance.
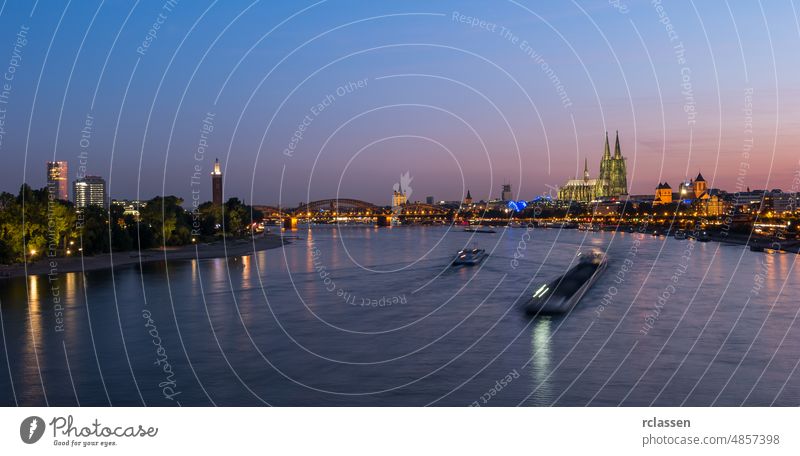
[464,226,496,234]
[452,248,488,266]
[523,251,608,316]
[697,230,710,242]
[674,229,687,240]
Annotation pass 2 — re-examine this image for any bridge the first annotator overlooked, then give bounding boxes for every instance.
[292,198,384,216]
[281,198,388,228]
[278,199,454,229]
[252,205,284,218]
[397,203,452,223]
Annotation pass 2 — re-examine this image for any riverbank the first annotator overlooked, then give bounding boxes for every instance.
[549,223,800,253]
[0,234,289,279]
[708,231,800,253]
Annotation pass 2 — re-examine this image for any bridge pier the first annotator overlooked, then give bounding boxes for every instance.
[376,215,392,227]
[283,216,298,230]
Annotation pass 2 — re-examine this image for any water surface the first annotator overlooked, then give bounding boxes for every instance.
[1,226,799,406]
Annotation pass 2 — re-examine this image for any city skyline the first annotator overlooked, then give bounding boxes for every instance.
[4,1,800,429]
[0,1,798,205]
[18,153,800,210]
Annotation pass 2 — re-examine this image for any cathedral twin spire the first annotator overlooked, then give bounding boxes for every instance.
[602,131,623,157]
[559,130,629,202]
[596,130,628,197]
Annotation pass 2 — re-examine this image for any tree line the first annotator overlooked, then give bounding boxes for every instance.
[0,184,263,264]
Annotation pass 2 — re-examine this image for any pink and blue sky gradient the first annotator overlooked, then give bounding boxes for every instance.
[0,0,798,205]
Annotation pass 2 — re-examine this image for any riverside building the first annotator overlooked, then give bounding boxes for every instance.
[558,131,628,202]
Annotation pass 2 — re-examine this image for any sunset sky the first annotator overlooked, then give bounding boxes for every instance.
[0,0,798,206]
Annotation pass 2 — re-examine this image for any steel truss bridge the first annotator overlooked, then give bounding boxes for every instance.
[261,199,453,226]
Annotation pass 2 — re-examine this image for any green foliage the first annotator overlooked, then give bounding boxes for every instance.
[0,186,264,265]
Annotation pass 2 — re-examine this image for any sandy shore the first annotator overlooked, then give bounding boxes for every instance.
[0,235,289,279]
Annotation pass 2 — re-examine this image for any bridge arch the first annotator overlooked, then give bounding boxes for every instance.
[292,198,383,216]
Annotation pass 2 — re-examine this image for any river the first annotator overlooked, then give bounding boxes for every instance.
[1,226,799,406]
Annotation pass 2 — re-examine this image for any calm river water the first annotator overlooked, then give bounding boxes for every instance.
[1,226,799,406]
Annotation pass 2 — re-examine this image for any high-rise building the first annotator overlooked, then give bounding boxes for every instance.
[47,161,69,201]
[426,196,434,205]
[501,184,512,201]
[73,175,107,209]
[211,158,223,205]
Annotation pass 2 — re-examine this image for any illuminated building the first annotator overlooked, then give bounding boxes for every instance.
[654,182,673,205]
[693,172,707,198]
[73,175,107,209]
[391,183,407,207]
[47,161,69,201]
[599,131,628,198]
[770,190,799,214]
[111,199,146,220]
[654,172,728,216]
[701,192,727,216]
[464,189,473,206]
[559,158,598,202]
[211,158,223,205]
[558,131,628,202]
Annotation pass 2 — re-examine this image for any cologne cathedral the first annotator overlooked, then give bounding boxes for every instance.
[558,131,628,202]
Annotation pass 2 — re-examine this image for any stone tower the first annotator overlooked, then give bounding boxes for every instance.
[609,131,628,196]
[595,132,612,197]
[693,172,707,198]
[212,158,223,205]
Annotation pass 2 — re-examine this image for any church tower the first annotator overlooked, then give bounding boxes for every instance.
[595,132,612,197]
[583,157,590,181]
[609,131,628,196]
[392,182,407,207]
[693,172,707,199]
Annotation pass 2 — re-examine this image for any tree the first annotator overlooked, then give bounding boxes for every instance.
[79,206,109,255]
[139,196,187,246]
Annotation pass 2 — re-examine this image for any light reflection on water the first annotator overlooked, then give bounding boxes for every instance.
[1,226,799,406]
